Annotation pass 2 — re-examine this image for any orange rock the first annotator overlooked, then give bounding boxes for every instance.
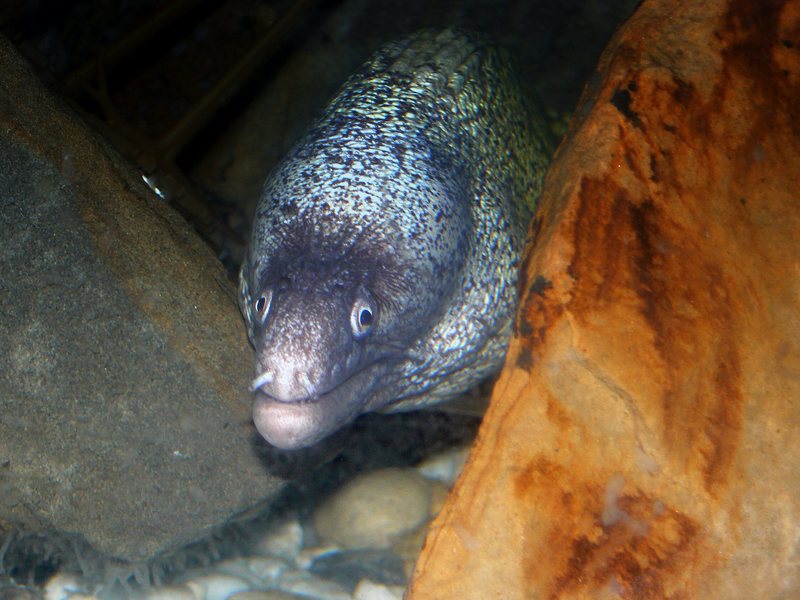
[409,0,800,598]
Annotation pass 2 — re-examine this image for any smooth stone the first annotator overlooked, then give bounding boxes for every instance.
[138,584,196,600]
[43,574,85,600]
[183,574,251,600]
[294,544,342,571]
[227,592,309,600]
[417,448,469,486]
[308,548,406,591]
[313,468,431,550]
[252,516,304,562]
[353,579,405,600]
[277,569,351,600]
[211,557,288,588]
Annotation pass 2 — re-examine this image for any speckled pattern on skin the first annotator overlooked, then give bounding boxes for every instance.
[239,28,551,449]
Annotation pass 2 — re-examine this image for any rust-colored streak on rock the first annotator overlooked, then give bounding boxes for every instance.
[718,0,800,142]
[552,503,700,599]
[513,458,704,598]
[569,167,744,495]
[513,459,604,587]
[515,269,560,371]
[567,179,646,309]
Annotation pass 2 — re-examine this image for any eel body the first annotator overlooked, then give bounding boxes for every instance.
[239,28,551,449]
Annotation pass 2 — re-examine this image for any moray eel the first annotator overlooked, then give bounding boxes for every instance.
[239,28,551,450]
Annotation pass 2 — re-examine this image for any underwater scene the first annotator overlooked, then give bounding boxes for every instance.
[2,0,797,598]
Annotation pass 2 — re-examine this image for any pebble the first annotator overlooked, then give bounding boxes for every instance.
[183,573,251,600]
[277,569,352,600]
[352,579,405,600]
[139,584,195,600]
[313,468,431,550]
[252,515,303,562]
[308,548,406,591]
[417,447,469,486]
[211,557,288,587]
[44,573,86,600]
[228,592,308,600]
[295,544,342,571]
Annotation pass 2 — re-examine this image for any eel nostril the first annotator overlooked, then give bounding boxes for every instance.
[249,370,275,393]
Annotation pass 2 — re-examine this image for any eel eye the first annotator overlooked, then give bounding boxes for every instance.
[350,293,376,339]
[254,289,273,325]
[359,307,373,327]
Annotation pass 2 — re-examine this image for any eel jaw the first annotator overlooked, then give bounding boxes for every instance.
[251,362,394,450]
[253,392,346,450]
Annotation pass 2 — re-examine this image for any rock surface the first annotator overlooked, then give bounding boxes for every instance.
[33,447,464,597]
[410,0,800,597]
[0,35,284,564]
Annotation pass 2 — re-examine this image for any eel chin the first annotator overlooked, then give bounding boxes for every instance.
[252,363,393,450]
[252,394,341,450]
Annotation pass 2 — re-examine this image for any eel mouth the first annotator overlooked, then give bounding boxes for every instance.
[251,362,393,450]
[252,394,347,450]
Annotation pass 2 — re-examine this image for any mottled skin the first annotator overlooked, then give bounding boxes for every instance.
[239,29,551,449]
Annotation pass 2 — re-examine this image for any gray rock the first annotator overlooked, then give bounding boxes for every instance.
[0,35,283,565]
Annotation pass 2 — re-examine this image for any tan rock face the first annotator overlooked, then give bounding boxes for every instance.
[410,0,800,598]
